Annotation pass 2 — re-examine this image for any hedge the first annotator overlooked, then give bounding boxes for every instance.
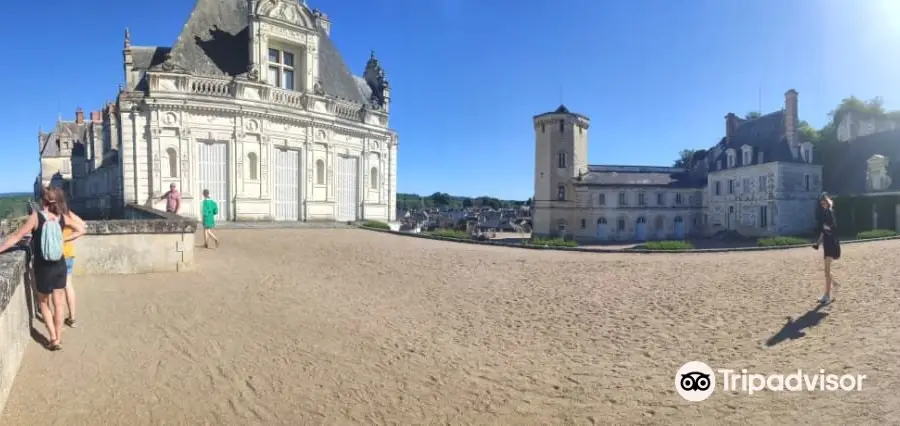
[361,220,391,230]
[643,240,696,251]
[757,236,810,247]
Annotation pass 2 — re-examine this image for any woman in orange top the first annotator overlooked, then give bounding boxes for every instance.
[53,188,85,327]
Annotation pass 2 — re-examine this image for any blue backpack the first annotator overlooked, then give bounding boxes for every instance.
[38,211,64,261]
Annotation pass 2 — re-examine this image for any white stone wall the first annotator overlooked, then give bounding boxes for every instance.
[706,161,821,237]
[536,186,703,241]
[707,163,776,236]
[116,105,395,222]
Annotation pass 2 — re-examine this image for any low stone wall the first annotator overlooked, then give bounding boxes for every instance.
[72,204,198,275]
[358,226,900,254]
[0,250,30,415]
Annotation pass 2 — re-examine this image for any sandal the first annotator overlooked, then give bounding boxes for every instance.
[65,317,77,328]
[45,341,62,351]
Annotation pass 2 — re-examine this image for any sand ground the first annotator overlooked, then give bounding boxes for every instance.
[3,228,900,425]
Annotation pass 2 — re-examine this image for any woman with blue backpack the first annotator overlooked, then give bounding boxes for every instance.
[0,187,85,351]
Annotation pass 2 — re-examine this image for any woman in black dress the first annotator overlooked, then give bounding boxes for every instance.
[0,187,85,350]
[813,194,840,304]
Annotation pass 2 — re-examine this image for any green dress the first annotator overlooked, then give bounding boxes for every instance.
[202,198,218,229]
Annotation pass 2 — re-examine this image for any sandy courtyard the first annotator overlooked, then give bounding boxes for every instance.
[3,229,900,425]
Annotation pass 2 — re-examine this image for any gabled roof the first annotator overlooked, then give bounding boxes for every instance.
[145,0,369,104]
[39,122,88,158]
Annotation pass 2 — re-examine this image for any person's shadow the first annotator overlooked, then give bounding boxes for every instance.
[765,303,830,347]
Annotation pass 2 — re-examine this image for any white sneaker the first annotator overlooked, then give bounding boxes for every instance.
[819,295,831,304]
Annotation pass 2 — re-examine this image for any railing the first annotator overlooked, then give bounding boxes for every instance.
[153,74,377,124]
[267,87,305,109]
[189,77,232,97]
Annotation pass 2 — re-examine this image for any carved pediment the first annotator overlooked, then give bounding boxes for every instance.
[256,0,315,29]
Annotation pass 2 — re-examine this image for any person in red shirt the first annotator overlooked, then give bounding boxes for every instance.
[160,183,181,214]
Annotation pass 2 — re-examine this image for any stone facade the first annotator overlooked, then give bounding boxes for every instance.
[837,111,899,143]
[38,0,398,223]
[533,89,824,241]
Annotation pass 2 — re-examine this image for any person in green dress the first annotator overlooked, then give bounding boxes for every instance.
[201,189,220,248]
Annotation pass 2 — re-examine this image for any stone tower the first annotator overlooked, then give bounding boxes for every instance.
[531,105,590,237]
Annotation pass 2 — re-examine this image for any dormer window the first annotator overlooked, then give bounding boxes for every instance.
[741,145,752,165]
[726,149,736,168]
[268,48,296,90]
[800,142,814,164]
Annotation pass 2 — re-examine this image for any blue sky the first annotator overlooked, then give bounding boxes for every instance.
[1,0,898,200]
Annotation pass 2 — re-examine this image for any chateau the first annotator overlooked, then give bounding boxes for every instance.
[532,90,823,241]
[37,0,398,222]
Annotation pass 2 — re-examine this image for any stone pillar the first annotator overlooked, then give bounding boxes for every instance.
[120,108,137,204]
[179,127,191,197]
[260,135,269,199]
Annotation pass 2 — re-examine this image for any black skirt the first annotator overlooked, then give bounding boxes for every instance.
[823,234,841,260]
[33,258,67,295]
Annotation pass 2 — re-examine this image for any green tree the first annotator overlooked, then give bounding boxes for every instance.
[745,111,761,120]
[673,149,699,168]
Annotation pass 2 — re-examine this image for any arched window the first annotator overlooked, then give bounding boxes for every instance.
[166,147,178,178]
[636,216,647,224]
[247,152,258,180]
[370,167,378,190]
[315,159,325,185]
[558,151,567,168]
[674,216,684,223]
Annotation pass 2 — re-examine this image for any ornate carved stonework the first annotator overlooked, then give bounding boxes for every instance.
[245,119,260,132]
[152,154,160,171]
[260,22,307,44]
[234,131,246,141]
[247,64,260,81]
[315,129,327,141]
[162,112,178,126]
[260,163,268,180]
[179,128,191,138]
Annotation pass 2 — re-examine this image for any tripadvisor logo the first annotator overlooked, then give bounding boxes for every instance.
[675,361,866,401]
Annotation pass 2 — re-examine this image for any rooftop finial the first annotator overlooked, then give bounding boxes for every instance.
[124,27,131,49]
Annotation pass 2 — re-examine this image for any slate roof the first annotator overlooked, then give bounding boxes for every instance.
[825,129,900,195]
[577,166,705,188]
[39,122,88,158]
[143,0,369,104]
[132,46,170,70]
[534,104,590,121]
[706,110,797,171]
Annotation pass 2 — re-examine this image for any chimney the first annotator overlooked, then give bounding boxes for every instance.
[725,113,739,141]
[90,111,102,122]
[75,107,84,124]
[784,89,799,154]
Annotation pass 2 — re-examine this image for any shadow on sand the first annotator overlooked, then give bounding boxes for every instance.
[765,302,830,347]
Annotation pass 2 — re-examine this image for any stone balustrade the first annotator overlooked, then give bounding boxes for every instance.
[148,73,385,125]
